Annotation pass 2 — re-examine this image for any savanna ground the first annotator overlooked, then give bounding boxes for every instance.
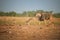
[0,16,60,40]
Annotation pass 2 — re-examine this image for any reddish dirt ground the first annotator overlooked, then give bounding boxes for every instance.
[0,17,60,40]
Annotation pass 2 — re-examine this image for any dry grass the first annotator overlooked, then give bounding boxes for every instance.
[0,16,50,25]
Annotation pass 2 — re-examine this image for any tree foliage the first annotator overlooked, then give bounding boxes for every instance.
[0,10,60,18]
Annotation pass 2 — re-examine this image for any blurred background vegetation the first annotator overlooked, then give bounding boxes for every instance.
[0,10,60,18]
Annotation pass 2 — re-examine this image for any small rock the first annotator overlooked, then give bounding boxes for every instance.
[40,27,42,29]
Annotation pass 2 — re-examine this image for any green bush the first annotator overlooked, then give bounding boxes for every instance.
[53,13,60,18]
